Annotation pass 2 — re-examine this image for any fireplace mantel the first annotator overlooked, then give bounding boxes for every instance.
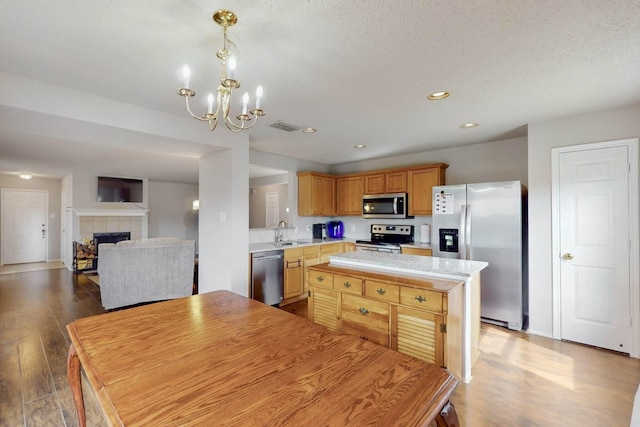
[74,208,148,217]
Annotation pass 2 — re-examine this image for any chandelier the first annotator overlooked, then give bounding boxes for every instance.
[177,9,265,132]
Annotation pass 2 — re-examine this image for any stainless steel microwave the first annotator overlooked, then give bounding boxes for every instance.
[362,193,410,219]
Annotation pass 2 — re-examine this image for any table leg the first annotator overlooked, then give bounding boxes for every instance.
[435,401,460,427]
[67,343,86,427]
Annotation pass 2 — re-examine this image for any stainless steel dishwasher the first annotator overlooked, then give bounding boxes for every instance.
[251,250,284,306]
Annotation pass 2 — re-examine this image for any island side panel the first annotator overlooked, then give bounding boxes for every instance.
[445,281,464,381]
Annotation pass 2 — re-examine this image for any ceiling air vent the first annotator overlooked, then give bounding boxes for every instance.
[270,121,300,132]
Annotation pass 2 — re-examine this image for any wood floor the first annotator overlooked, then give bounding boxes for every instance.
[2,268,639,426]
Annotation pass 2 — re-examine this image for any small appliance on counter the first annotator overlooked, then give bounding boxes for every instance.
[326,220,344,239]
[312,223,326,239]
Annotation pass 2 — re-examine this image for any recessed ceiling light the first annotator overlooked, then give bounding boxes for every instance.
[302,127,317,133]
[460,122,479,129]
[354,144,367,149]
[428,91,450,100]
[19,173,33,180]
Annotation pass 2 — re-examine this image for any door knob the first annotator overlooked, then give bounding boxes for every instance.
[562,253,574,260]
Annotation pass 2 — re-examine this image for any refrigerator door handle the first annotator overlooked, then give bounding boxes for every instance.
[465,204,472,260]
[460,204,467,260]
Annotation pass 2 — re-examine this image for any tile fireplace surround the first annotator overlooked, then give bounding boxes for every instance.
[76,209,148,241]
[79,216,143,242]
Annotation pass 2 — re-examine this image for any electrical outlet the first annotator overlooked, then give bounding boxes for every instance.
[306,225,312,232]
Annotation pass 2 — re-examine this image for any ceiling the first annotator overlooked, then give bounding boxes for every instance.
[1,1,640,184]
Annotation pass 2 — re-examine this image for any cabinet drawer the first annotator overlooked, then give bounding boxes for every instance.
[400,287,443,313]
[308,271,334,289]
[364,280,400,303]
[342,294,390,346]
[333,274,363,295]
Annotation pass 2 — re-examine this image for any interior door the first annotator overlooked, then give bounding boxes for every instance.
[265,191,279,228]
[1,189,48,264]
[559,145,631,352]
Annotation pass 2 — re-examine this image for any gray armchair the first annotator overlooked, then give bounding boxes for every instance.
[97,237,195,310]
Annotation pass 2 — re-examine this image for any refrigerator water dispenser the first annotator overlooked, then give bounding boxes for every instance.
[439,228,458,253]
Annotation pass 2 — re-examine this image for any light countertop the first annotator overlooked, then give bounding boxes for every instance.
[249,238,355,253]
[328,251,488,280]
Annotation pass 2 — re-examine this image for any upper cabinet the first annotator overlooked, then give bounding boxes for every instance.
[407,164,447,216]
[364,171,407,194]
[298,163,447,217]
[297,172,335,216]
[336,176,363,216]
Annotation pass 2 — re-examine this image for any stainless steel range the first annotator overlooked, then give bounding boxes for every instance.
[355,224,414,254]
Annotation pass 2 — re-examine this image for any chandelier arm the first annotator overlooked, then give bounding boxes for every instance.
[184,96,218,122]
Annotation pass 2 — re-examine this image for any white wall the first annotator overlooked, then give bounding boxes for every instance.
[528,103,640,337]
[331,136,528,186]
[199,138,249,296]
[148,181,199,247]
[0,174,62,261]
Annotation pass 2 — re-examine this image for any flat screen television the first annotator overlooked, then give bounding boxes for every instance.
[97,176,143,203]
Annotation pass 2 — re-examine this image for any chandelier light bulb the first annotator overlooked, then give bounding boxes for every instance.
[255,85,263,109]
[228,57,237,78]
[182,65,191,88]
[242,92,249,115]
[207,93,214,114]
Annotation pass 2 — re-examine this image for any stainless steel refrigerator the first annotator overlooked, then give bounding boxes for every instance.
[431,181,528,330]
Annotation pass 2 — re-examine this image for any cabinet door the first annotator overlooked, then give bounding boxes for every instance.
[341,294,390,346]
[407,167,445,216]
[308,287,341,331]
[318,175,336,216]
[364,173,385,194]
[385,171,407,193]
[336,176,363,215]
[297,173,335,216]
[391,305,444,367]
[400,247,433,256]
[319,243,341,263]
[284,257,303,299]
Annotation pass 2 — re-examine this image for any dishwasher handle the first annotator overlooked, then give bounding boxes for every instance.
[253,254,284,261]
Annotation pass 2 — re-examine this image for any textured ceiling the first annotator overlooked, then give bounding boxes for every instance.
[1,0,640,183]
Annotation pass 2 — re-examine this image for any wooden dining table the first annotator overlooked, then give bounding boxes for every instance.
[67,290,460,426]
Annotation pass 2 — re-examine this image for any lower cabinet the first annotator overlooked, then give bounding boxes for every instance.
[307,264,462,372]
[284,248,304,299]
[400,246,433,256]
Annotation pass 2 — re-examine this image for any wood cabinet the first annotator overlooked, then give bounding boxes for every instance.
[364,171,407,194]
[297,172,335,216]
[336,175,363,215]
[298,163,446,217]
[320,243,341,263]
[401,246,433,256]
[407,165,447,216]
[342,242,356,253]
[307,263,463,377]
[283,247,304,300]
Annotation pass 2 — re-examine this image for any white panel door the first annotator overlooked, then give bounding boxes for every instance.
[2,189,48,264]
[559,146,631,352]
[265,192,279,228]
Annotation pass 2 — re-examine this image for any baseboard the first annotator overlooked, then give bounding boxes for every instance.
[526,329,554,339]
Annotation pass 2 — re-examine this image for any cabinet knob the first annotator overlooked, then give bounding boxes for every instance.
[343,281,351,288]
[317,275,324,282]
[359,307,369,316]
[415,295,427,303]
[376,288,386,295]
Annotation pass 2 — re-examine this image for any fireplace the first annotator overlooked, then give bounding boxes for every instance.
[73,232,131,272]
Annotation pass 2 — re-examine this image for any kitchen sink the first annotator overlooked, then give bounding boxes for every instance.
[274,241,299,247]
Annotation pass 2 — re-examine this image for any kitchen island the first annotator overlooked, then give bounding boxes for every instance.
[307,251,487,383]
